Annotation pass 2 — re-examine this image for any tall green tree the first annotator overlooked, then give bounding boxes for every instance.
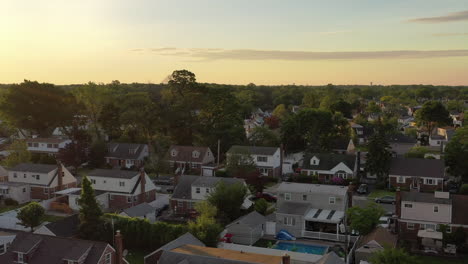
[1,140,31,168]
[365,124,392,180]
[415,101,451,137]
[254,198,269,216]
[188,201,223,247]
[208,181,248,222]
[347,203,384,235]
[302,90,320,108]
[17,202,45,232]
[248,126,280,147]
[226,147,257,177]
[445,126,468,182]
[272,104,289,121]
[88,140,107,168]
[370,247,417,264]
[78,175,104,240]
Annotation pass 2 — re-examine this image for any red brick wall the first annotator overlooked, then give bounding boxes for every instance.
[389,177,443,192]
[109,190,157,211]
[170,199,191,216]
[398,221,421,241]
[31,186,53,200]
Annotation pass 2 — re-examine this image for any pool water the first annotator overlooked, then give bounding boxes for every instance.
[273,242,328,255]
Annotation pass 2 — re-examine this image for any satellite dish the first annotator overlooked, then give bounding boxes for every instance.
[123,249,128,257]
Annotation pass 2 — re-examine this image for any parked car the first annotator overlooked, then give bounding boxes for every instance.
[251,192,277,202]
[378,216,390,228]
[356,184,368,194]
[375,195,396,204]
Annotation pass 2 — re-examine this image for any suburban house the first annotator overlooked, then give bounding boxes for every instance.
[0,231,126,264]
[299,153,357,182]
[34,214,79,238]
[388,158,446,192]
[166,145,216,175]
[105,143,149,169]
[450,111,464,127]
[8,163,77,200]
[0,182,30,204]
[330,139,356,154]
[275,182,355,242]
[120,202,156,222]
[354,227,397,264]
[388,134,417,157]
[0,231,16,255]
[407,105,422,117]
[87,169,157,210]
[25,137,71,155]
[350,123,365,144]
[0,165,8,181]
[225,211,266,245]
[170,175,247,216]
[428,127,455,151]
[227,145,281,177]
[144,233,205,264]
[68,188,109,211]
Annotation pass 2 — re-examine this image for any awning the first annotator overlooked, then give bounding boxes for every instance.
[54,188,81,195]
[304,208,344,224]
[418,229,443,240]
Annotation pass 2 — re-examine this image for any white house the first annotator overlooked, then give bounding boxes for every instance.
[226,146,281,177]
[0,182,30,204]
[300,153,357,182]
[25,138,71,155]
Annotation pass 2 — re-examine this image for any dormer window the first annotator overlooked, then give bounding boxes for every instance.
[17,252,24,263]
[171,149,178,157]
[310,156,320,165]
[192,151,200,158]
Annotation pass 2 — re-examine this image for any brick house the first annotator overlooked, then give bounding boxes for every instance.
[0,231,127,264]
[105,143,149,169]
[8,163,77,200]
[300,153,357,182]
[388,158,446,192]
[166,145,215,174]
[226,146,281,177]
[87,169,157,210]
[170,175,247,216]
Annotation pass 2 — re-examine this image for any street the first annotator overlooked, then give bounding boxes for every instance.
[352,195,395,214]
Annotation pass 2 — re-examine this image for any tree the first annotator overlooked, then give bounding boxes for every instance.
[88,140,107,168]
[272,104,289,121]
[78,175,104,240]
[57,125,90,172]
[254,198,269,215]
[370,246,417,264]
[17,202,45,232]
[188,201,223,247]
[302,90,320,108]
[99,103,122,140]
[330,99,352,118]
[445,126,468,182]
[347,203,385,235]
[415,101,451,137]
[208,181,248,222]
[226,147,257,178]
[264,116,280,129]
[249,127,280,147]
[365,101,381,115]
[365,124,392,181]
[1,140,31,168]
[0,80,77,136]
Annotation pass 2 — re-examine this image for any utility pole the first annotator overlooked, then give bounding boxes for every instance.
[217,139,220,166]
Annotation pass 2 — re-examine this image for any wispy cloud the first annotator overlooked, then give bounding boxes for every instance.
[317,30,352,35]
[407,10,468,23]
[432,32,468,37]
[134,47,468,61]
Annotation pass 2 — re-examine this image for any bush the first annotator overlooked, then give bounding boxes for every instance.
[4,198,19,206]
[215,170,229,178]
[459,184,468,195]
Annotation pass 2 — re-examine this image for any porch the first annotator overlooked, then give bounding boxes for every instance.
[302,208,358,243]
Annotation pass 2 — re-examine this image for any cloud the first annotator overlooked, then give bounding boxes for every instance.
[432,33,468,37]
[407,10,468,23]
[318,30,352,35]
[140,47,468,61]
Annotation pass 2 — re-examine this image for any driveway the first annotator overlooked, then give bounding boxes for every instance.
[352,195,395,214]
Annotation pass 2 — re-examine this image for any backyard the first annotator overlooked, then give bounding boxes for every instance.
[413,255,468,264]
[125,249,150,264]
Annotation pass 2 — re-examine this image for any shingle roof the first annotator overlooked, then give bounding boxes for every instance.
[330,139,351,150]
[302,153,356,171]
[316,252,345,264]
[9,163,57,173]
[227,145,279,156]
[0,232,110,264]
[227,211,266,229]
[401,191,452,205]
[122,203,155,217]
[88,169,139,179]
[167,145,211,163]
[157,233,205,252]
[159,250,260,264]
[452,195,468,225]
[389,158,446,178]
[277,202,310,215]
[43,214,79,237]
[358,226,397,248]
[105,142,147,160]
[277,182,348,196]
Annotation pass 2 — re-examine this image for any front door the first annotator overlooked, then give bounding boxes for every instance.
[412,177,419,189]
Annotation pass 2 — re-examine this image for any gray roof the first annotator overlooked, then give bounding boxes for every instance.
[302,153,356,171]
[389,158,446,178]
[192,177,244,188]
[277,182,348,196]
[157,233,205,252]
[122,202,154,217]
[43,214,79,237]
[9,163,57,173]
[277,202,310,215]
[105,142,147,160]
[316,252,345,264]
[227,211,266,229]
[227,145,279,156]
[172,175,245,200]
[158,251,260,264]
[88,169,139,179]
[401,191,452,205]
[167,145,212,163]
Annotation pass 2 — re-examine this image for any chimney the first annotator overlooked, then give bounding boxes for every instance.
[282,254,290,264]
[395,187,401,218]
[140,167,146,203]
[57,161,63,192]
[115,230,124,264]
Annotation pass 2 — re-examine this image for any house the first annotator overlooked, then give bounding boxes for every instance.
[428,127,455,151]
[388,158,446,192]
[166,145,215,175]
[275,182,355,242]
[227,145,281,177]
[449,111,464,127]
[0,182,30,204]
[170,175,247,216]
[350,123,365,144]
[34,214,79,237]
[68,189,109,211]
[8,163,77,200]
[0,231,127,264]
[330,139,355,155]
[87,169,157,210]
[354,227,397,264]
[25,137,71,155]
[0,230,16,255]
[317,252,345,264]
[144,233,205,264]
[300,153,357,182]
[0,165,8,182]
[407,106,422,117]
[105,143,149,169]
[120,202,156,222]
[388,134,417,157]
[225,211,266,245]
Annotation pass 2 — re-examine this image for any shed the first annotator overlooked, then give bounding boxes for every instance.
[225,211,266,245]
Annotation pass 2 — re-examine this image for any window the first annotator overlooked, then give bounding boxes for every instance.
[425,224,436,231]
[397,176,405,183]
[407,223,415,230]
[105,253,112,264]
[44,188,49,194]
[18,252,24,263]
[22,188,26,193]
[24,174,26,178]
[206,188,210,193]
[257,156,268,162]
[336,172,347,179]
[13,173,17,178]
[302,194,307,201]
[53,144,58,148]
[103,180,106,184]
[425,178,436,185]
[119,181,125,187]
[47,143,52,148]
[127,196,132,203]
[196,187,200,194]
[191,163,200,168]
[177,201,183,208]
[446,226,452,233]
[284,193,291,201]
[284,217,295,226]
[404,203,413,208]
[434,206,439,213]
[109,194,114,200]
[329,197,336,204]
[91,179,96,184]
[171,149,177,157]
[33,143,39,147]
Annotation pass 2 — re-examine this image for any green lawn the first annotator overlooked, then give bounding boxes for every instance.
[0,202,30,214]
[368,190,395,199]
[414,255,468,264]
[42,214,65,223]
[125,250,150,264]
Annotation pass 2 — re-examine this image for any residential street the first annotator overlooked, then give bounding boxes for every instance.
[353,195,395,214]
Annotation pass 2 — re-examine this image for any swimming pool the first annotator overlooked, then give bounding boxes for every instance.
[273,241,328,255]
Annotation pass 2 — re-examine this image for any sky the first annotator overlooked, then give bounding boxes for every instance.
[1,0,468,85]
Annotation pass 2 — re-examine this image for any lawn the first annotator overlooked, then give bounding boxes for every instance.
[368,190,395,199]
[125,250,150,264]
[0,202,30,214]
[42,214,65,223]
[414,255,468,264]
